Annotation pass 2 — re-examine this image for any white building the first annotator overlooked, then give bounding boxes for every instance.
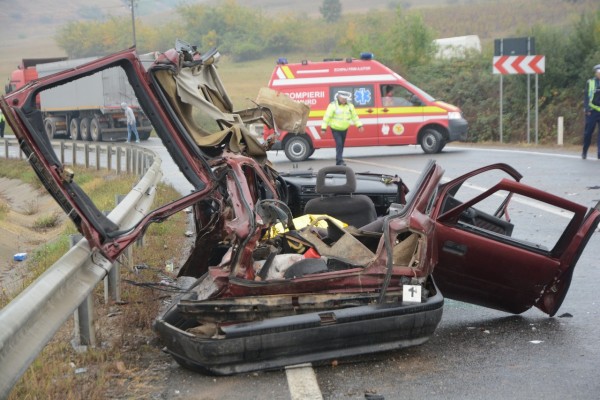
[433,35,482,59]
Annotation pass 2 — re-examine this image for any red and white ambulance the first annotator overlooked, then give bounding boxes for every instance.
[264,53,468,162]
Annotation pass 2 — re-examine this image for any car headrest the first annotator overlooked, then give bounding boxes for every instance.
[315,166,357,194]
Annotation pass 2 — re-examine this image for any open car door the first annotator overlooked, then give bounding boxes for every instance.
[431,163,600,316]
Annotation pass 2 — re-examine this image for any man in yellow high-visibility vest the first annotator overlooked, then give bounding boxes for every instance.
[321,91,364,166]
[582,64,600,159]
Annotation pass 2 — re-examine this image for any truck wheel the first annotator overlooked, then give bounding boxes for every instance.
[80,118,91,141]
[44,118,57,140]
[90,117,102,142]
[284,136,312,162]
[70,118,80,140]
[420,128,443,154]
[138,129,152,141]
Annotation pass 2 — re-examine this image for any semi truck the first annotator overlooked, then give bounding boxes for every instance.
[5,57,152,141]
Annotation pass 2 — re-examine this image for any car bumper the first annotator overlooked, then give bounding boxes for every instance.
[448,118,468,142]
[153,278,444,375]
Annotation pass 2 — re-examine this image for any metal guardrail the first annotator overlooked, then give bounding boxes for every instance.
[0,137,162,398]
[1,137,155,176]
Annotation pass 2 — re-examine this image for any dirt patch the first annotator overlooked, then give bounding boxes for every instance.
[0,177,65,292]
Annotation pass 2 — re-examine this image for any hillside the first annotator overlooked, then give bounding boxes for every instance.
[0,0,494,86]
[0,0,597,93]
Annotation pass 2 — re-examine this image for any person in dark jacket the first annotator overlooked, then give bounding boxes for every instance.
[582,64,600,159]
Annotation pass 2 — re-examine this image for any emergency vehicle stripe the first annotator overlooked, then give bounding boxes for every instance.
[271,74,396,86]
[306,115,447,126]
[381,106,447,114]
[276,67,287,80]
[281,66,295,79]
[308,106,448,118]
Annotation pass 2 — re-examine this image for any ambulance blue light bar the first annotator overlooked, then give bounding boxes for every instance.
[360,52,375,60]
[277,57,288,65]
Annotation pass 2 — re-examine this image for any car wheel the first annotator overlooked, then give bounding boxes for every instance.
[420,128,443,154]
[69,118,80,140]
[284,136,311,162]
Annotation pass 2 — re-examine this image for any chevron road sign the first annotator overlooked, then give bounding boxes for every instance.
[493,55,545,74]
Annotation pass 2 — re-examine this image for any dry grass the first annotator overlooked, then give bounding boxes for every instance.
[32,211,62,229]
[0,159,190,399]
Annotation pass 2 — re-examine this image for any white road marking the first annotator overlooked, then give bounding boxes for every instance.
[285,363,323,400]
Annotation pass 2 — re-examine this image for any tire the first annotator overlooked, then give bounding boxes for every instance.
[80,118,91,141]
[420,128,443,154]
[284,135,312,162]
[138,129,152,141]
[90,117,102,142]
[44,118,57,140]
[69,118,80,140]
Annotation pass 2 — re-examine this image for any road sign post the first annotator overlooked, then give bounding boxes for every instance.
[493,37,545,144]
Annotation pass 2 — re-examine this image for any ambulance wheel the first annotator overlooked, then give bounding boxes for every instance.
[420,128,443,154]
[284,136,312,162]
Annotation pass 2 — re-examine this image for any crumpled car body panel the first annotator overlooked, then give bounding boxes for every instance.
[2,44,599,375]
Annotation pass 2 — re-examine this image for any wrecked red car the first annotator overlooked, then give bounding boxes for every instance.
[2,42,599,375]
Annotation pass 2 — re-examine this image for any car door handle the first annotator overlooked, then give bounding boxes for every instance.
[366,109,374,113]
[382,108,389,112]
[443,241,467,256]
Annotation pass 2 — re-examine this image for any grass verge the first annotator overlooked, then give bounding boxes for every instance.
[0,158,189,399]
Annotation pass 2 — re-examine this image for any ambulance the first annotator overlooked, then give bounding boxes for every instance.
[264,53,468,162]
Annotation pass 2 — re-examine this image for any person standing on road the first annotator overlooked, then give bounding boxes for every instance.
[582,64,600,159]
[121,102,140,143]
[0,109,5,138]
[321,91,364,166]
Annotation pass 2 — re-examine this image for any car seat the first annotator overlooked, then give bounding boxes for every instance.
[303,166,377,228]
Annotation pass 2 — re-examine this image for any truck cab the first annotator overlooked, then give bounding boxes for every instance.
[264,54,468,162]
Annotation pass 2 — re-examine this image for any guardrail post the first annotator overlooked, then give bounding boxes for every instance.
[71,141,77,166]
[59,141,65,164]
[95,144,101,171]
[126,147,132,174]
[69,234,96,349]
[116,146,122,174]
[84,143,90,168]
[107,145,113,171]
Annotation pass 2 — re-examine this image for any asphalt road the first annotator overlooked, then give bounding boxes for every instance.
[146,141,600,400]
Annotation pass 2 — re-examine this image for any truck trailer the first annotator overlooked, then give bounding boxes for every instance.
[5,57,152,142]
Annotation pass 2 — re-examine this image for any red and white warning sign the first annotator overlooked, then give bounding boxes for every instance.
[493,55,545,74]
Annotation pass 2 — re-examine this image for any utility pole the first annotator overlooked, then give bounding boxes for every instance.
[128,0,137,47]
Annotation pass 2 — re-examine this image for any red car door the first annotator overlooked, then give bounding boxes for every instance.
[430,163,600,316]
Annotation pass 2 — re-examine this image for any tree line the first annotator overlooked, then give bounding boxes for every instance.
[55,0,600,144]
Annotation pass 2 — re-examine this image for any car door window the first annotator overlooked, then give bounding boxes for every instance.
[381,84,419,107]
[439,169,576,252]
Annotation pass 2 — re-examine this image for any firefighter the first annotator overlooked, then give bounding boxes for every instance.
[321,91,364,165]
[582,64,600,159]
